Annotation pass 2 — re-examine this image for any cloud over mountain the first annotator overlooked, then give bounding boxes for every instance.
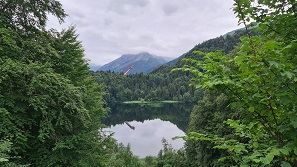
[47,0,240,66]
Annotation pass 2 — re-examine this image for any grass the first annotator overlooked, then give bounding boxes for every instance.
[159,100,180,103]
[122,101,148,104]
[122,100,180,104]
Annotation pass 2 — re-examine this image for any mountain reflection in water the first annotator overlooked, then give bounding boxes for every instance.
[104,119,185,158]
[102,103,194,157]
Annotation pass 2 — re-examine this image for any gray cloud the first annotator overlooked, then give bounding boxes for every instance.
[47,0,241,65]
[67,9,85,20]
[108,0,150,15]
[104,19,113,26]
[162,4,179,15]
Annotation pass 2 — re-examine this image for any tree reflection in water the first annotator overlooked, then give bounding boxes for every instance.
[102,103,194,157]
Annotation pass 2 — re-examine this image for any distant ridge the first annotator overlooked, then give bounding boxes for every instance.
[151,28,252,74]
[89,63,102,71]
[98,52,169,74]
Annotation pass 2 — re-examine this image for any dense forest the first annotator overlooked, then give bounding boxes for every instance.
[93,29,250,105]
[93,71,199,103]
[1,0,297,167]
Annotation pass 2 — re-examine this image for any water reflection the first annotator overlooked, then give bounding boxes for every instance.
[102,103,193,132]
[102,103,194,157]
[103,119,185,158]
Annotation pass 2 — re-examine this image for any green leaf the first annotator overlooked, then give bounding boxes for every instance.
[270,148,280,156]
[193,50,206,55]
[281,71,294,79]
[268,60,280,68]
[281,161,292,167]
[289,115,297,129]
[0,157,9,162]
[234,54,247,64]
[259,22,268,30]
[280,148,290,155]
[248,106,254,112]
[260,154,274,164]
[240,164,250,167]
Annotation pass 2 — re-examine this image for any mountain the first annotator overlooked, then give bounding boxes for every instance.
[151,28,254,74]
[89,63,102,71]
[98,52,169,74]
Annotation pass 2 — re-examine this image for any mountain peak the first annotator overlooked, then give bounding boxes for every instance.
[98,52,169,74]
[139,51,149,55]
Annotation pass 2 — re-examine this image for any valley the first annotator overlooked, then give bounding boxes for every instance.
[2,0,297,166]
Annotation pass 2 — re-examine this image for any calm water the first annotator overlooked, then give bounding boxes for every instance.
[102,103,193,158]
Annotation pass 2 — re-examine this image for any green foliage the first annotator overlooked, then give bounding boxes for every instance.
[0,1,109,166]
[179,0,297,166]
[0,0,66,32]
[103,138,189,167]
[233,0,297,41]
[93,71,199,103]
[154,28,254,74]
[155,138,188,167]
[103,103,193,132]
[0,140,27,167]
[106,143,145,167]
[184,91,239,167]
[0,140,11,164]
[0,31,108,165]
[93,29,248,105]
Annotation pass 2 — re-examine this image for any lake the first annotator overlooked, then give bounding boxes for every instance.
[102,103,193,158]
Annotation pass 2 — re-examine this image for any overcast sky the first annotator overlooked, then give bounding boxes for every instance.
[47,0,240,66]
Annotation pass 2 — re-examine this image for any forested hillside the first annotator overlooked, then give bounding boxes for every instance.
[93,71,199,103]
[152,29,250,74]
[93,29,249,104]
[95,0,297,166]
[180,1,297,166]
[1,0,296,166]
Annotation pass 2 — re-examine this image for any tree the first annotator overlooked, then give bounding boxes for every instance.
[0,139,24,167]
[0,1,108,166]
[106,143,144,167]
[179,0,297,166]
[0,0,66,32]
